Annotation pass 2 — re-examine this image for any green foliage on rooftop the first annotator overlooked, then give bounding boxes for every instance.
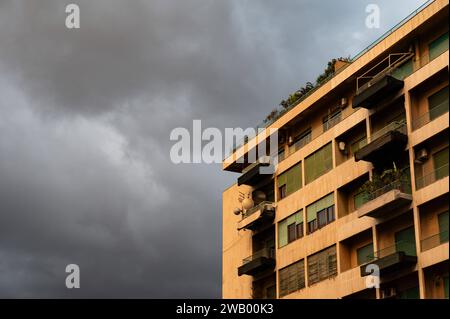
[263,56,352,125]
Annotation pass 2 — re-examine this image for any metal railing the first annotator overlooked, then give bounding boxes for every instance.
[356,120,407,149]
[242,247,275,265]
[421,230,449,252]
[367,240,416,261]
[416,164,449,190]
[242,201,275,220]
[356,52,414,94]
[413,101,449,130]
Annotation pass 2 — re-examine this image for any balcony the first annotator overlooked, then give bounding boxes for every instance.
[353,52,413,109]
[354,120,408,165]
[416,163,449,190]
[237,201,276,231]
[238,248,276,277]
[360,241,417,277]
[237,157,274,186]
[357,179,412,219]
[421,230,449,252]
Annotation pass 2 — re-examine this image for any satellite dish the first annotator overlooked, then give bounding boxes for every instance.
[338,141,346,151]
[233,208,242,216]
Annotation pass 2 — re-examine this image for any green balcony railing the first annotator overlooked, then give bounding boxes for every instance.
[413,101,449,130]
[416,164,449,190]
[421,230,449,252]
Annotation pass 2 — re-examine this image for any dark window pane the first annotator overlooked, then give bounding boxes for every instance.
[279,185,287,199]
[327,206,335,223]
[308,220,317,234]
[287,223,297,243]
[317,209,327,228]
[296,222,304,238]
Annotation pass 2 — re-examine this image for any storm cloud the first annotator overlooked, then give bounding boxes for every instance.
[0,0,427,297]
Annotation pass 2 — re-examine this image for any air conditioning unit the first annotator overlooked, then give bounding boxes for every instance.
[415,148,429,164]
[381,287,397,299]
[341,97,348,108]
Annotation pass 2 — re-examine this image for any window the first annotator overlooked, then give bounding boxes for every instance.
[304,143,333,184]
[433,147,449,180]
[350,136,367,155]
[392,59,413,80]
[357,243,374,265]
[429,32,449,61]
[438,211,449,244]
[428,86,449,121]
[277,163,302,200]
[278,210,303,248]
[278,148,286,162]
[279,260,305,298]
[290,129,312,153]
[306,193,334,234]
[395,227,416,257]
[307,245,337,286]
[323,110,342,132]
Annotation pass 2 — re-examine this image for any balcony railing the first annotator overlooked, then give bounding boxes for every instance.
[413,101,449,130]
[242,248,275,265]
[362,120,407,147]
[415,164,449,190]
[421,230,449,252]
[242,201,275,220]
[367,241,416,261]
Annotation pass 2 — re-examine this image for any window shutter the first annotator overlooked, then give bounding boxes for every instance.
[278,219,288,248]
[438,211,449,243]
[433,147,449,180]
[356,243,374,265]
[428,86,449,121]
[395,227,416,256]
[429,32,449,61]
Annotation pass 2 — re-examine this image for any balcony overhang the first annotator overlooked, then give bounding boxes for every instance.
[238,256,275,277]
[354,130,408,164]
[237,161,274,186]
[353,75,404,109]
[238,203,275,231]
[357,189,412,219]
[360,252,417,277]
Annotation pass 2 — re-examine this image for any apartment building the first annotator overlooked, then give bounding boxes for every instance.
[222,0,449,299]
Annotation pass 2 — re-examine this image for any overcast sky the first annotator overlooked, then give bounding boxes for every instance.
[0,0,428,298]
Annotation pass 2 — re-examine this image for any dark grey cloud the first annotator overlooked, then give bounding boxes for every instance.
[0,0,427,297]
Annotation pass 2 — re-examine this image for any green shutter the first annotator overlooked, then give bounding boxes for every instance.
[392,59,413,80]
[278,163,302,197]
[428,86,449,121]
[305,143,332,184]
[357,243,374,265]
[306,193,334,222]
[395,227,416,256]
[433,148,449,180]
[279,210,303,248]
[278,219,288,248]
[278,172,287,187]
[438,211,449,243]
[429,32,449,61]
